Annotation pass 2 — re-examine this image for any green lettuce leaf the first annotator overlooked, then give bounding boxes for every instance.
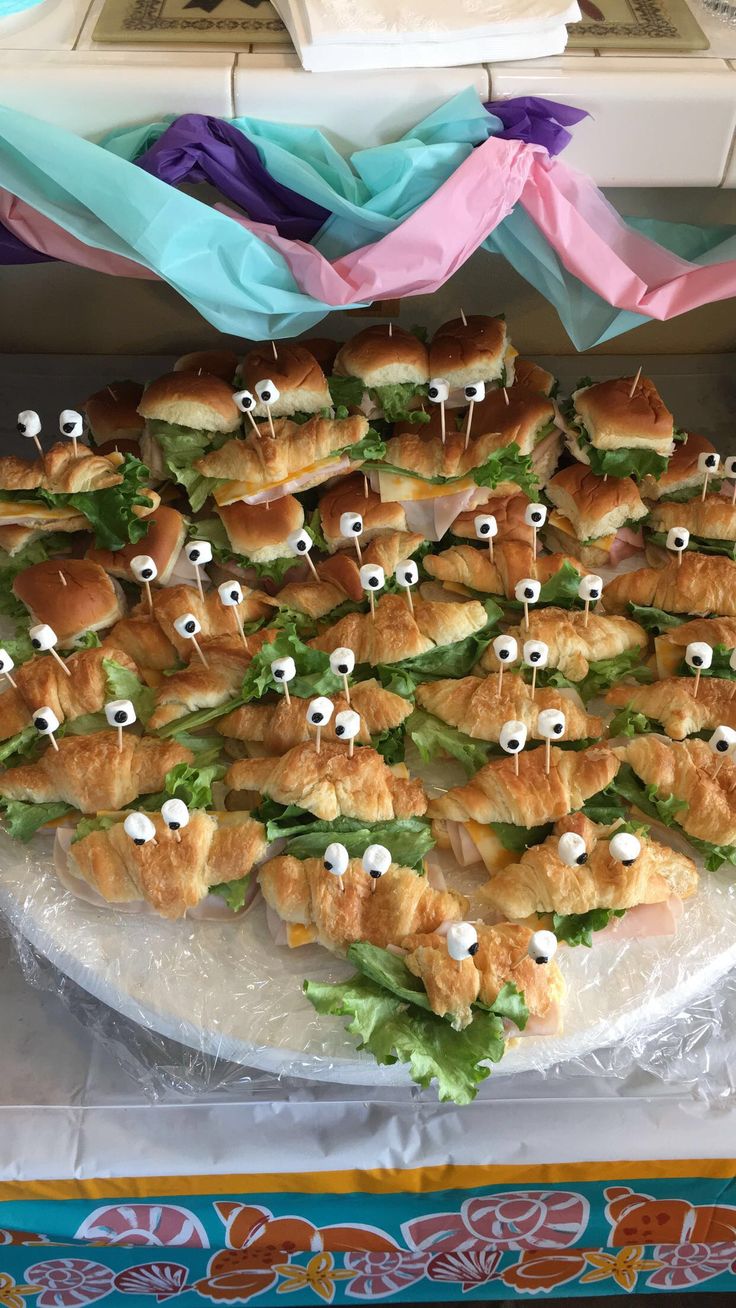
[347,942,433,1011]
[490,981,530,1029]
[612,762,736,870]
[539,646,650,703]
[41,456,155,550]
[361,442,538,500]
[406,708,491,776]
[371,383,429,423]
[140,761,225,813]
[147,420,224,512]
[102,658,155,724]
[71,814,117,845]
[328,375,365,410]
[566,414,668,483]
[490,821,553,854]
[166,732,223,765]
[628,603,685,634]
[504,560,582,610]
[242,627,342,703]
[373,724,406,765]
[375,600,501,696]
[646,530,736,561]
[609,705,656,738]
[551,907,626,948]
[74,631,102,650]
[659,486,706,504]
[679,643,736,680]
[1,799,73,842]
[209,875,255,912]
[0,533,70,578]
[0,629,35,666]
[278,814,434,871]
[0,726,38,766]
[580,785,629,826]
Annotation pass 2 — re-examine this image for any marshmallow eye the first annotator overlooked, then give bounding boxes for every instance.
[329,647,355,677]
[528,929,557,965]
[538,708,566,739]
[288,528,313,557]
[446,921,479,961]
[29,624,57,652]
[362,843,391,879]
[609,831,641,866]
[359,563,385,591]
[427,378,449,403]
[558,832,588,867]
[323,841,349,877]
[161,798,190,831]
[709,725,736,756]
[523,639,548,668]
[0,650,13,674]
[698,451,720,473]
[474,514,498,540]
[271,656,296,683]
[234,389,256,413]
[334,708,361,740]
[395,560,418,588]
[524,503,547,528]
[515,578,541,604]
[123,812,157,847]
[499,719,527,754]
[493,634,518,664]
[32,706,59,736]
[666,528,690,552]
[307,696,334,727]
[59,409,84,440]
[173,613,201,639]
[255,379,280,405]
[130,555,158,582]
[218,580,243,607]
[340,512,363,538]
[578,573,603,603]
[104,699,136,728]
[185,540,213,565]
[464,381,486,403]
[17,410,41,439]
[685,641,713,670]
[725,457,736,478]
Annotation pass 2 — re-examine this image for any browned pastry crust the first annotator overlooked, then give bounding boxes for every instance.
[259,855,465,955]
[602,554,736,618]
[218,679,411,752]
[104,616,179,674]
[0,442,123,494]
[148,584,271,658]
[640,432,716,500]
[226,739,426,823]
[319,473,406,549]
[480,606,647,682]
[606,676,736,739]
[483,812,698,919]
[86,506,187,583]
[654,617,736,678]
[239,343,331,416]
[429,314,507,382]
[618,736,736,845]
[0,456,43,491]
[424,543,578,599]
[648,494,736,542]
[195,415,369,489]
[361,531,426,576]
[427,746,618,825]
[573,376,674,451]
[270,533,424,621]
[147,640,256,730]
[383,396,552,481]
[416,672,602,742]
[310,593,488,666]
[0,733,192,813]
[70,811,266,919]
[402,923,564,1031]
[0,645,139,742]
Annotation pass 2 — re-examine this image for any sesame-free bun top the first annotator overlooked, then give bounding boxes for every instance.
[546,463,647,541]
[174,349,239,385]
[319,473,407,550]
[217,496,304,562]
[333,325,429,389]
[512,357,556,398]
[13,558,125,643]
[573,376,674,453]
[86,505,187,584]
[429,315,508,388]
[640,431,717,501]
[138,372,241,434]
[240,343,331,418]
[84,380,144,443]
[300,337,340,373]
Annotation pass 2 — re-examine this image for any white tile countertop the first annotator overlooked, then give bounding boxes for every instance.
[1,1,736,184]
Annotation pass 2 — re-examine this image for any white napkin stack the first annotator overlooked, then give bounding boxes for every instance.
[271,0,581,71]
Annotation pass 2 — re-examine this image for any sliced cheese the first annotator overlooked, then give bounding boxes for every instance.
[214,456,350,507]
[0,501,88,528]
[377,471,474,503]
[548,510,615,553]
[287,923,318,948]
[466,820,517,874]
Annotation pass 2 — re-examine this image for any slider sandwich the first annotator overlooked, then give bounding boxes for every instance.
[603,554,736,625]
[607,676,736,740]
[558,375,675,481]
[84,380,145,456]
[87,505,188,585]
[174,349,238,385]
[58,810,266,920]
[640,432,718,502]
[544,464,647,567]
[645,495,736,562]
[484,813,698,944]
[653,617,736,680]
[138,371,241,510]
[615,736,736,870]
[331,324,429,421]
[193,495,306,589]
[480,608,648,700]
[238,343,331,420]
[429,314,517,394]
[13,558,126,647]
[427,745,619,874]
[218,679,411,758]
[318,473,407,552]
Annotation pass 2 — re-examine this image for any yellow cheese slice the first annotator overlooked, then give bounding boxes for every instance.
[548,510,615,552]
[214,456,349,506]
[0,501,87,527]
[287,923,318,948]
[377,471,474,503]
[466,820,517,874]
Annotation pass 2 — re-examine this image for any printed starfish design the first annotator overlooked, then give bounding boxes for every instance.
[581,1246,661,1293]
[274,1253,355,1303]
[0,1274,41,1308]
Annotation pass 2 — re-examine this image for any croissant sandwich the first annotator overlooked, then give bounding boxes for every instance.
[480,606,647,687]
[415,672,601,743]
[0,645,139,742]
[645,494,736,561]
[424,543,579,602]
[602,554,736,620]
[310,593,489,667]
[606,676,736,740]
[653,617,736,679]
[218,679,411,755]
[0,733,192,814]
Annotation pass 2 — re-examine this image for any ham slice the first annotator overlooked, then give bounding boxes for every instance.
[446,819,482,868]
[401,484,483,542]
[598,896,683,940]
[243,457,353,504]
[518,1001,562,1037]
[609,526,644,565]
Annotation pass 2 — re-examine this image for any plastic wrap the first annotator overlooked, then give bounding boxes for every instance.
[1,810,736,1104]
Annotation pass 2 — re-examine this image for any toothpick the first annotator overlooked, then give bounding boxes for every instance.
[388,322,393,337]
[523,600,530,631]
[306,554,319,581]
[487,536,494,565]
[193,565,204,602]
[107,386,116,400]
[371,878,377,895]
[531,665,538,698]
[143,578,154,613]
[693,667,702,697]
[342,673,351,705]
[532,528,538,561]
[363,475,370,498]
[71,436,78,458]
[348,737,355,759]
[271,339,278,359]
[460,308,467,327]
[58,571,67,587]
[369,591,376,620]
[584,597,591,628]
[513,752,519,776]
[464,401,475,453]
[265,407,276,440]
[545,737,551,775]
[283,681,291,706]
[117,724,124,754]
[353,538,362,565]
[503,388,509,406]
[629,366,642,399]
[405,588,414,616]
[232,607,248,650]
[497,663,504,698]
[191,636,208,668]
[315,724,322,755]
[48,731,59,752]
[702,472,710,503]
[440,400,446,446]
[245,410,261,437]
[677,551,683,568]
[732,481,736,508]
[31,434,43,457]
[49,647,72,678]
[337,874,345,894]
[174,829,182,844]
[3,670,16,689]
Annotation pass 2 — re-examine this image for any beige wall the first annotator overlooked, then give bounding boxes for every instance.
[1,187,735,356]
